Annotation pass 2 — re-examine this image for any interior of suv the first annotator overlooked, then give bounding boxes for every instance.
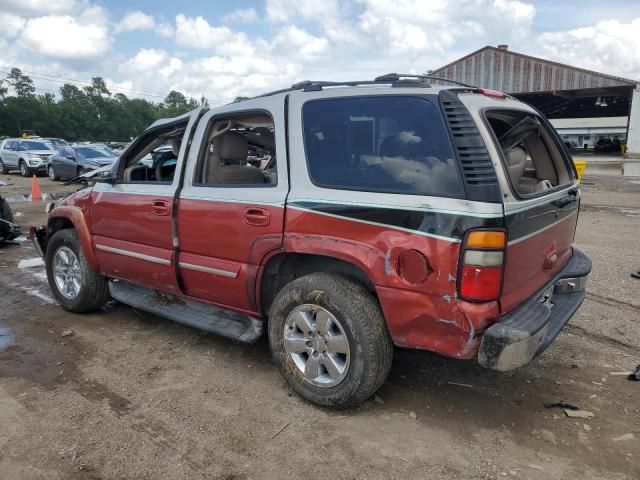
[486,110,571,196]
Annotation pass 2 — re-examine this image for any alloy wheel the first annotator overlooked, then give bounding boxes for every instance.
[53,246,82,299]
[283,304,350,387]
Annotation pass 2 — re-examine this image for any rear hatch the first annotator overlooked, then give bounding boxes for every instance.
[482,107,579,313]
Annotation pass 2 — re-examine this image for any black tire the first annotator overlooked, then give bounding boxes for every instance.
[0,198,13,223]
[45,229,110,313]
[0,158,8,174]
[268,273,393,408]
[19,160,30,177]
[48,165,59,181]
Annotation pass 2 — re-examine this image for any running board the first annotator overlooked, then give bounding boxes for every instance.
[108,280,263,343]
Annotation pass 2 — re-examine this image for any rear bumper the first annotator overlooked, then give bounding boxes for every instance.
[478,248,591,371]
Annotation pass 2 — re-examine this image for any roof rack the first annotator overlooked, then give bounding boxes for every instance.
[255,73,477,99]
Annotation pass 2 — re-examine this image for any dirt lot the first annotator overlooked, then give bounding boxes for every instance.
[0,173,638,480]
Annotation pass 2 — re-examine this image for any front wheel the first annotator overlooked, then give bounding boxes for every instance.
[48,165,59,181]
[45,229,110,312]
[0,159,8,174]
[19,161,30,177]
[268,273,393,408]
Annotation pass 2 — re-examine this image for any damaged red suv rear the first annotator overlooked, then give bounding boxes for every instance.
[32,74,591,408]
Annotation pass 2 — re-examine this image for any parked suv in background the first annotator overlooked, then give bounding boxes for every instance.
[0,138,55,176]
[32,74,591,408]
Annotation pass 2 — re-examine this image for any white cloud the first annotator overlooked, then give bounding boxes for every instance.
[538,17,640,79]
[19,14,110,60]
[174,14,234,49]
[0,0,77,15]
[222,8,259,24]
[358,0,535,60]
[272,26,329,60]
[115,11,156,33]
[0,12,26,37]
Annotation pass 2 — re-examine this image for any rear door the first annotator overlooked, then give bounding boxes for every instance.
[479,105,579,313]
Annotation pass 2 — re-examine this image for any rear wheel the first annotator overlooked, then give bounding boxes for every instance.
[45,229,110,312]
[19,161,30,177]
[48,165,59,181]
[268,273,393,408]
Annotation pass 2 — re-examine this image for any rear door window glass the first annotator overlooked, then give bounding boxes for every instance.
[302,96,465,198]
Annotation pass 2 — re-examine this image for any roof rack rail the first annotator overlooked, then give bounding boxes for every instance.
[254,73,477,99]
[375,73,476,88]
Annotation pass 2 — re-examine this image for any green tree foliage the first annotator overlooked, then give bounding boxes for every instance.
[0,71,202,141]
[6,68,35,97]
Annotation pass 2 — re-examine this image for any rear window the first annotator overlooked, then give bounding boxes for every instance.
[302,96,465,198]
[485,109,574,197]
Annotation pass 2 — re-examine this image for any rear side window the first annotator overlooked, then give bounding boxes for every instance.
[303,96,465,198]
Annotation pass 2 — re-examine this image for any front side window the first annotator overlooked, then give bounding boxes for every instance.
[195,112,277,187]
[302,96,465,198]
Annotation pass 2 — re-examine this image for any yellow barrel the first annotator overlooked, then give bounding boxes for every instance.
[573,160,587,184]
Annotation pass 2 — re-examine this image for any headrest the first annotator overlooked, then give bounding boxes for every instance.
[171,140,181,157]
[212,132,248,161]
[504,147,526,167]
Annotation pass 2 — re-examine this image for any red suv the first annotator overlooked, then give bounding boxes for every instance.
[32,75,591,408]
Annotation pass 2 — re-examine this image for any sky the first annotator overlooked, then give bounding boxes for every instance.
[0,0,639,106]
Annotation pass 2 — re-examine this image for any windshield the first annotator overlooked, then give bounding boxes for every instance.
[74,147,113,159]
[48,139,68,148]
[22,141,53,151]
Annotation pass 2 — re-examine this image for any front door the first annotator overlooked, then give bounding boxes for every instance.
[89,109,203,294]
[177,97,288,314]
[59,148,77,178]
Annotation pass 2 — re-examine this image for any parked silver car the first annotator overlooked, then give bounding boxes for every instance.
[0,138,55,176]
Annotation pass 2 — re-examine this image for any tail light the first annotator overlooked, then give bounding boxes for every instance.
[458,230,506,301]
[478,88,507,99]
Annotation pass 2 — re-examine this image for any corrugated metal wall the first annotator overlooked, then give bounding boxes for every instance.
[432,48,633,93]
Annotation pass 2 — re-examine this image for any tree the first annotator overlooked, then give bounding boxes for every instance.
[233,96,250,103]
[163,90,187,109]
[59,84,85,102]
[6,68,35,97]
[83,77,110,98]
[0,80,7,99]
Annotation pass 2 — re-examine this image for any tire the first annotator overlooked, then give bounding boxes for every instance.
[45,229,110,313]
[268,272,393,408]
[0,198,13,223]
[48,165,59,181]
[19,160,30,177]
[0,159,8,174]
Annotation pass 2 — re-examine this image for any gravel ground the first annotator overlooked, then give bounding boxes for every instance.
[0,173,638,480]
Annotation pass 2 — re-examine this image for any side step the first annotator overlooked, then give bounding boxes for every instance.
[109,280,264,343]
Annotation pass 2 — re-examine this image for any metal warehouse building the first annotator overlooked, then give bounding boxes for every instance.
[430,45,640,158]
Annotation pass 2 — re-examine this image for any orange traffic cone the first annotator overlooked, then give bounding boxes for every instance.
[31,174,42,201]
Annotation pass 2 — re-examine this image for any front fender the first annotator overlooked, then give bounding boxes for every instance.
[47,205,99,271]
